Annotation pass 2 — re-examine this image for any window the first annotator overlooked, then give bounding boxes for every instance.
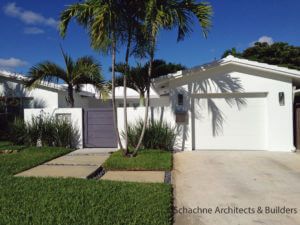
[0,96,5,114]
[118,103,130,107]
[279,92,285,106]
[23,98,34,108]
[178,94,184,106]
[3,97,34,118]
[56,113,71,123]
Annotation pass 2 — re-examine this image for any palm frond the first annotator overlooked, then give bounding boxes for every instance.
[192,2,212,38]
[60,2,95,37]
[60,46,74,79]
[25,62,67,89]
[73,56,102,81]
[72,55,108,99]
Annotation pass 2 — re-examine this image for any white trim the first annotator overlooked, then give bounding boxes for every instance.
[153,55,300,84]
[191,92,268,98]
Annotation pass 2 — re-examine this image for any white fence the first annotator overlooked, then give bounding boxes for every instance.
[24,106,192,151]
[117,106,192,151]
[24,108,83,148]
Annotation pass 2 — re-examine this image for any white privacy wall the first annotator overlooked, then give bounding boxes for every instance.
[117,106,192,151]
[24,108,83,148]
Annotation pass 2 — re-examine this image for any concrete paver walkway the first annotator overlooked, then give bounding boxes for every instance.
[101,171,165,183]
[16,148,113,179]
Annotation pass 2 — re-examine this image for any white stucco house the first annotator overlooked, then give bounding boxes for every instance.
[1,55,300,151]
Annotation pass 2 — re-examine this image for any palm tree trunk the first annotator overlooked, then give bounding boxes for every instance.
[139,92,145,106]
[123,32,132,156]
[123,73,128,154]
[133,37,155,154]
[68,84,74,107]
[111,36,123,151]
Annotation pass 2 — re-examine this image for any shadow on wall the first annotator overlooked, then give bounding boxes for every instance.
[168,73,246,151]
[1,80,47,108]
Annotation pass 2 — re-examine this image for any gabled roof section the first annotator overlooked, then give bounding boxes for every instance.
[0,70,100,98]
[153,55,300,84]
[0,70,65,91]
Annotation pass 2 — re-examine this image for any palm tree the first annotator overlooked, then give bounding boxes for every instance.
[60,0,125,150]
[25,49,107,107]
[115,63,148,106]
[116,60,186,106]
[117,0,146,155]
[133,0,212,153]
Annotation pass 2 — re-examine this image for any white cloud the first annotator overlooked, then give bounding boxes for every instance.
[250,36,274,46]
[0,57,28,68]
[258,36,274,45]
[24,27,45,34]
[3,2,58,28]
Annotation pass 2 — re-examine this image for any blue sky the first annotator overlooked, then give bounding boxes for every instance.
[0,0,299,80]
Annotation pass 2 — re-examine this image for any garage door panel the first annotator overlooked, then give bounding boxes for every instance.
[194,95,267,150]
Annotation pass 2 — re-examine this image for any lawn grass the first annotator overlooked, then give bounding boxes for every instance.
[103,149,173,171]
[0,141,26,151]
[0,144,172,225]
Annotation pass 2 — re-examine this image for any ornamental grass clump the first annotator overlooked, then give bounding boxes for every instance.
[125,119,176,151]
[9,115,79,148]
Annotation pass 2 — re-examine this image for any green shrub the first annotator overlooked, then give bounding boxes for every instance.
[9,115,79,148]
[54,119,80,148]
[9,118,27,145]
[125,119,176,151]
[27,115,43,146]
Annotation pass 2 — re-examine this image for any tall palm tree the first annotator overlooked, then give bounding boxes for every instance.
[25,49,107,108]
[117,0,146,155]
[133,0,212,153]
[60,0,125,150]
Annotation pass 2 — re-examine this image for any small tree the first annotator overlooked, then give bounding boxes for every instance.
[25,49,107,107]
[116,60,186,105]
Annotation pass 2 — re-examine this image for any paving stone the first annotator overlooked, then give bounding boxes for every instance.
[46,155,109,166]
[101,171,165,183]
[69,148,117,155]
[15,149,110,179]
[15,165,99,179]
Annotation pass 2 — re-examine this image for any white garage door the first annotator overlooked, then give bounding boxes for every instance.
[193,93,267,150]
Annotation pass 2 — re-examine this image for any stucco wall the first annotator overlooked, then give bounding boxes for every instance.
[0,77,59,108]
[167,69,294,152]
[117,68,295,152]
[117,106,190,151]
[58,91,112,108]
[24,108,83,148]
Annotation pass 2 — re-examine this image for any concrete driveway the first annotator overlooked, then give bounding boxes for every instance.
[172,151,300,225]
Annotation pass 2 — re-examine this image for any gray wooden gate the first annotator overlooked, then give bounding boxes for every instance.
[84,108,117,148]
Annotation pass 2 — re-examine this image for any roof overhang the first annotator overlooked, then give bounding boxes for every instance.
[152,55,300,94]
[0,70,66,92]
